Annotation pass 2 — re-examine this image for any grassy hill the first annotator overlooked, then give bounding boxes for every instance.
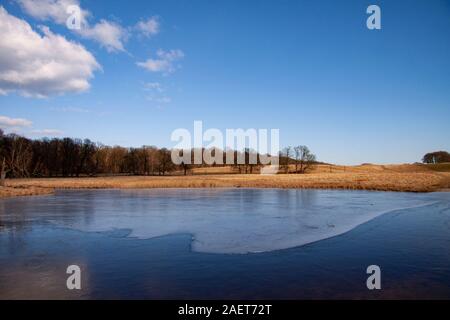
[421,163,450,172]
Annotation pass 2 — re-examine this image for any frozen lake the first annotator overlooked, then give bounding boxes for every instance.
[1,189,450,299]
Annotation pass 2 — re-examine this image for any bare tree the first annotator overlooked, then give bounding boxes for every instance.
[179,149,191,175]
[147,146,159,175]
[281,146,292,173]
[1,157,7,187]
[295,145,316,174]
[294,146,301,173]
[158,148,174,176]
[0,129,6,186]
[5,135,32,178]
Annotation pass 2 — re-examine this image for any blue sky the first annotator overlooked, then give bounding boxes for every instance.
[0,0,449,164]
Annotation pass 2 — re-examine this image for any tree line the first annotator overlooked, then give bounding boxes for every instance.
[0,129,317,179]
[422,151,450,164]
[0,130,174,178]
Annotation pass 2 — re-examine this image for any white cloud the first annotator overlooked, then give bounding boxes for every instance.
[31,129,63,136]
[0,115,63,137]
[0,115,33,128]
[0,7,100,97]
[137,49,184,74]
[16,0,89,25]
[17,0,126,52]
[78,19,127,52]
[135,17,159,37]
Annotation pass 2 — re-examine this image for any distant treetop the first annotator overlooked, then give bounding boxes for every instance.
[422,151,450,164]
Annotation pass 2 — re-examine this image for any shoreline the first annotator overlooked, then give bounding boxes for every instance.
[0,186,54,198]
[1,171,449,198]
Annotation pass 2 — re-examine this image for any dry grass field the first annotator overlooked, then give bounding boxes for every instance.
[0,186,53,198]
[1,163,449,198]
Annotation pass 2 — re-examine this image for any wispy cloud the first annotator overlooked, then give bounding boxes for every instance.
[50,106,91,113]
[146,95,172,109]
[135,16,160,37]
[143,82,172,108]
[0,114,63,137]
[137,49,184,74]
[0,115,32,128]
[155,97,171,104]
[49,106,110,117]
[143,82,163,92]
